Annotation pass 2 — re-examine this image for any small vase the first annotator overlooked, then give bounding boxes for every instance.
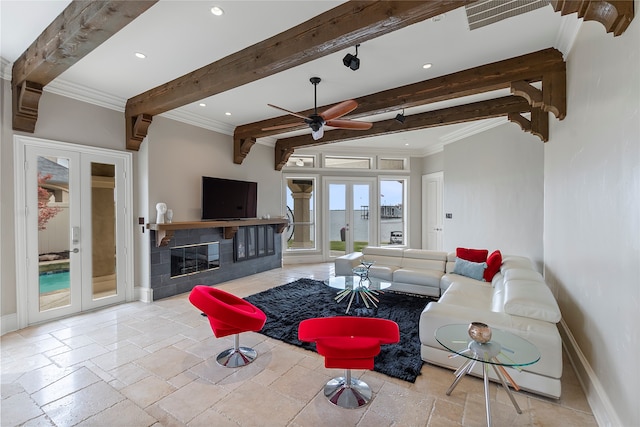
[166,209,173,223]
[468,322,492,343]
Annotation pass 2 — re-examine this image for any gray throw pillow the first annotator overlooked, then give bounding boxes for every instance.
[453,257,487,281]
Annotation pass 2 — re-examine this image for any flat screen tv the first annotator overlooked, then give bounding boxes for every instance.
[201,176,257,220]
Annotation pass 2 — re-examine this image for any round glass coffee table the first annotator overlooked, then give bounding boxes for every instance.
[435,324,540,427]
[325,275,392,314]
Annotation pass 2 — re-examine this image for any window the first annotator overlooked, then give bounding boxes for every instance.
[285,155,315,168]
[379,158,406,170]
[325,156,371,169]
[379,178,406,246]
[285,176,316,251]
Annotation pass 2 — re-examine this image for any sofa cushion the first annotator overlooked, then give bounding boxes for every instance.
[368,265,397,281]
[400,249,447,271]
[452,258,486,281]
[503,280,562,323]
[503,268,544,282]
[483,250,502,282]
[393,268,442,288]
[456,247,488,262]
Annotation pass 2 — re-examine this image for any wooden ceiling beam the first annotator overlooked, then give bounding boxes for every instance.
[273,96,532,170]
[11,0,157,133]
[550,0,634,36]
[236,48,564,146]
[125,0,475,150]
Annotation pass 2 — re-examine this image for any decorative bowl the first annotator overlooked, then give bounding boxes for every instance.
[468,322,492,343]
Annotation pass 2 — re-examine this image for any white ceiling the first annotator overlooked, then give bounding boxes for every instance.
[1,1,576,155]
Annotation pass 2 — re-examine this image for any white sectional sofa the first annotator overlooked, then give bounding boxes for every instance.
[335,246,563,398]
[335,246,449,297]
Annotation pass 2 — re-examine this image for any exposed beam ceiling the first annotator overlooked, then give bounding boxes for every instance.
[8,0,633,156]
[11,0,157,132]
[124,0,477,150]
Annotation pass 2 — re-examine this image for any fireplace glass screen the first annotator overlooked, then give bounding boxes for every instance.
[171,242,220,277]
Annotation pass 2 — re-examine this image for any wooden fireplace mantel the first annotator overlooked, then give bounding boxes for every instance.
[147,218,288,247]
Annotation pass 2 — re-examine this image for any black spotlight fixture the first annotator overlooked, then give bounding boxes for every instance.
[395,109,406,124]
[343,44,360,71]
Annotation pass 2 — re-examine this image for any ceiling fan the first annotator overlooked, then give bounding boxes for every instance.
[263,77,372,140]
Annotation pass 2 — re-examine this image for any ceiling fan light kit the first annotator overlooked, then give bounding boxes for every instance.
[263,76,372,141]
[343,44,361,71]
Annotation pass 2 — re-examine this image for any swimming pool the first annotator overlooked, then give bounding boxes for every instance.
[39,271,70,293]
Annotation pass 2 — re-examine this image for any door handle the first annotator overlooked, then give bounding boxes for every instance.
[72,248,79,253]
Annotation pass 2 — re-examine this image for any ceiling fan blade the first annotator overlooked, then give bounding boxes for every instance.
[320,100,358,121]
[325,119,372,130]
[267,104,309,120]
[262,122,302,131]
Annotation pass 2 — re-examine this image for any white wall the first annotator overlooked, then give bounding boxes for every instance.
[146,116,283,223]
[544,11,639,426]
[442,123,544,266]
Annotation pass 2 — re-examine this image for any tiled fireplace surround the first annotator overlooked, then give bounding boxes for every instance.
[149,227,282,300]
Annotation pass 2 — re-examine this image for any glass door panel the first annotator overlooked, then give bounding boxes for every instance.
[89,162,117,300]
[352,184,371,253]
[28,148,82,322]
[328,183,347,257]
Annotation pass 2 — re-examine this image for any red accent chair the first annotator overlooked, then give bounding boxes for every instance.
[298,316,400,408]
[189,285,267,368]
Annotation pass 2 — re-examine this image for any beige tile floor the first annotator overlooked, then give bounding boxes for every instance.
[1,263,596,426]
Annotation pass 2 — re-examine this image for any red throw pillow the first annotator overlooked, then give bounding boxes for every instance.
[484,250,503,282]
[456,247,488,263]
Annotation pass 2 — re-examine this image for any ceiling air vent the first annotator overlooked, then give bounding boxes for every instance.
[465,0,550,30]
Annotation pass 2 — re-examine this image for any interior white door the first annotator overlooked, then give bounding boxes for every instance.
[18,138,131,325]
[422,172,444,251]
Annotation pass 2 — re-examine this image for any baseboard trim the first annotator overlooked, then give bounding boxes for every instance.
[559,319,621,426]
[1,313,18,335]
[135,286,153,303]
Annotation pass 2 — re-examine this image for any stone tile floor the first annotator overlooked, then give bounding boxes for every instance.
[1,263,596,426]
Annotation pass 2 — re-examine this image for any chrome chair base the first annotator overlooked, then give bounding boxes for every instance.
[324,376,372,409]
[216,346,257,367]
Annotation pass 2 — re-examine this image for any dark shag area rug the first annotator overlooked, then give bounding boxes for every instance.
[244,278,434,383]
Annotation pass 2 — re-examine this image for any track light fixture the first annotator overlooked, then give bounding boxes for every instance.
[395,109,406,124]
[343,44,360,71]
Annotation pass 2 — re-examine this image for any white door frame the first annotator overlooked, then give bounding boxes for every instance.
[422,172,444,250]
[14,135,134,329]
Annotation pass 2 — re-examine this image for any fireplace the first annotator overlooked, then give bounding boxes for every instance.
[170,242,219,278]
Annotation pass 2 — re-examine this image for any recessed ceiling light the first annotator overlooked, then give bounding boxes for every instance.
[405,143,410,146]
[135,52,146,59]
[225,112,231,116]
[211,6,224,16]
[199,103,206,107]
[422,63,432,69]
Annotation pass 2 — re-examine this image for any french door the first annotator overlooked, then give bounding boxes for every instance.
[324,178,375,258]
[15,136,133,326]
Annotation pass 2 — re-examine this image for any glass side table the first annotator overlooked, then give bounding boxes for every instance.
[435,324,540,427]
[325,275,391,314]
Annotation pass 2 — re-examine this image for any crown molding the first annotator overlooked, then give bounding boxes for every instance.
[44,79,126,112]
[159,110,234,136]
[439,117,508,145]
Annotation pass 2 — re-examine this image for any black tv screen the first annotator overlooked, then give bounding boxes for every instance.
[201,176,257,220]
